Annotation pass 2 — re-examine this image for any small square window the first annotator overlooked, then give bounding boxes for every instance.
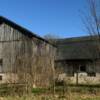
[80,65,86,72]
[0,75,2,80]
[0,59,3,66]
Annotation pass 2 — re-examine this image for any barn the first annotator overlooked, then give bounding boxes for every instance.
[55,36,100,84]
[0,16,56,87]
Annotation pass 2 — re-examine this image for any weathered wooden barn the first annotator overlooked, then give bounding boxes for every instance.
[55,36,100,84]
[0,16,56,87]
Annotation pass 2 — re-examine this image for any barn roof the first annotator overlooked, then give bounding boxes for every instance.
[0,16,55,46]
[55,36,100,61]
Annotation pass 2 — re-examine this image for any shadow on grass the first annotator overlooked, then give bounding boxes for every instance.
[32,84,100,95]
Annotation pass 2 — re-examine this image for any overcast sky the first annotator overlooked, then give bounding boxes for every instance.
[0,0,88,38]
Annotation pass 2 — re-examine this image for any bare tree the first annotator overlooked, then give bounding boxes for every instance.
[80,0,100,85]
[81,0,100,60]
[44,33,58,96]
[81,0,100,37]
[44,33,59,44]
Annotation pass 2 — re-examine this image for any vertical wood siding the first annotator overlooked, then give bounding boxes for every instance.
[0,23,55,87]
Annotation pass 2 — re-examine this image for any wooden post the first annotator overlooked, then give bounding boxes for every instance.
[76,65,79,85]
[76,71,79,85]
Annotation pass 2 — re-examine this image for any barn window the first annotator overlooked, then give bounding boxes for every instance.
[73,65,87,73]
[0,75,2,80]
[87,72,96,77]
[80,65,86,72]
[0,59,3,66]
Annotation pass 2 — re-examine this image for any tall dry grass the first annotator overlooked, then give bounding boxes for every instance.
[1,93,100,100]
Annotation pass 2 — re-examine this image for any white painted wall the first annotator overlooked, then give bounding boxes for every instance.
[64,72,100,84]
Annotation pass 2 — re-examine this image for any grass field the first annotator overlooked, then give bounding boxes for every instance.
[0,84,100,100]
